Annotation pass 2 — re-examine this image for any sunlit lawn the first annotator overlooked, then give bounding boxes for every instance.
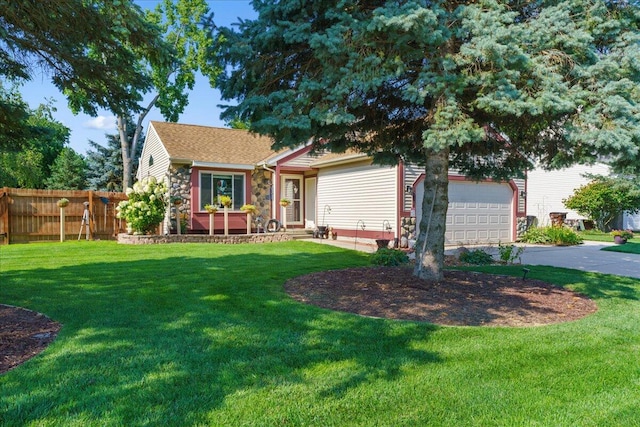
[579,230,640,254]
[1,241,639,426]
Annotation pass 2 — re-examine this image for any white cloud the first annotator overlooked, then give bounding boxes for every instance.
[84,115,117,130]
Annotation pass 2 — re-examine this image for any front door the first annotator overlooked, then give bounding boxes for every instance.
[305,177,317,229]
[282,175,303,224]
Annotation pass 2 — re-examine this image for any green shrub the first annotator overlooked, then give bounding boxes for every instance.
[371,248,410,266]
[520,226,582,246]
[497,242,524,264]
[520,227,551,244]
[459,249,494,265]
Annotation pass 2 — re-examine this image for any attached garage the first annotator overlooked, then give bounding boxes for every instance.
[415,178,515,244]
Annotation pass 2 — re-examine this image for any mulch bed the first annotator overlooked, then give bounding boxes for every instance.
[284,266,598,327]
[1,265,598,374]
[0,305,61,374]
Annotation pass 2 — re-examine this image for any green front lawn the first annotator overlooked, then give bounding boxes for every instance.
[602,241,640,254]
[578,229,639,243]
[1,241,639,426]
[578,230,640,254]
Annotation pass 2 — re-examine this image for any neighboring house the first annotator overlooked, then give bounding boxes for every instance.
[525,164,640,230]
[137,121,526,243]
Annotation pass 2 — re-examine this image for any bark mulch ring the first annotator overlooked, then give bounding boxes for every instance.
[284,266,598,327]
[1,305,61,374]
[2,264,598,374]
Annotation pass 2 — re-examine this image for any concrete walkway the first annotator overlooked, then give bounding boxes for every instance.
[305,238,640,279]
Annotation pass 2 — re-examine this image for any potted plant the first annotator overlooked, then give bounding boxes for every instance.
[240,204,259,215]
[204,204,217,235]
[204,204,218,214]
[219,195,232,208]
[611,229,634,244]
[241,204,258,234]
[279,198,291,207]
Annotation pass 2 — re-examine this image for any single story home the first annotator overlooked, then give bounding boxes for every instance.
[137,121,527,244]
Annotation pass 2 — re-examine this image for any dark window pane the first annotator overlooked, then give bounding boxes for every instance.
[200,173,212,210]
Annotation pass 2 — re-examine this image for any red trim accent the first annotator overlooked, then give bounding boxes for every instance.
[333,228,392,240]
[274,144,314,165]
[397,162,405,236]
[275,164,281,221]
[276,166,312,172]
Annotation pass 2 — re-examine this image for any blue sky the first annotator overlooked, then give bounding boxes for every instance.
[19,0,257,154]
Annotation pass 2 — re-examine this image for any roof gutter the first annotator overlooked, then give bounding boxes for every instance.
[191,161,255,170]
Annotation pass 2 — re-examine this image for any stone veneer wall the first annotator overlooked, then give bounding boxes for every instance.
[118,233,292,245]
[251,168,272,221]
[168,165,192,233]
[400,217,416,248]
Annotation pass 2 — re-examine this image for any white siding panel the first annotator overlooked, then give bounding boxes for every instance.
[526,164,610,224]
[624,213,640,231]
[137,124,171,182]
[317,161,398,234]
[281,150,324,168]
[513,178,525,213]
[404,163,422,211]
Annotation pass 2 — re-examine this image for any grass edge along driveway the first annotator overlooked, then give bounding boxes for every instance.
[1,241,639,426]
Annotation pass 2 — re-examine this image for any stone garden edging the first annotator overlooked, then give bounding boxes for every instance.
[117,233,293,245]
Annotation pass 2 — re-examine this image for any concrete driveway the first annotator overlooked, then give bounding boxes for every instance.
[514,241,640,279]
[309,237,640,279]
[446,240,640,279]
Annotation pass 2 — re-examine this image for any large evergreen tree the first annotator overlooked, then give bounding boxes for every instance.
[85,124,144,192]
[218,1,640,281]
[45,147,88,190]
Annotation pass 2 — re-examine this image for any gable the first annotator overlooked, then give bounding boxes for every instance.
[137,123,171,181]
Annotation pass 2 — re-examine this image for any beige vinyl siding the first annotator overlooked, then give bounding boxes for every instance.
[513,178,525,213]
[137,124,172,182]
[281,150,324,168]
[316,160,398,234]
[404,163,422,212]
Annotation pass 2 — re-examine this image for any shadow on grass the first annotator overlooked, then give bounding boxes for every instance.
[0,243,440,425]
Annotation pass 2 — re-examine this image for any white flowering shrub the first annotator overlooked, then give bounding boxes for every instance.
[116,177,168,234]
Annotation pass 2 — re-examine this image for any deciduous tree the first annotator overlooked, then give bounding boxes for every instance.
[70,0,222,190]
[0,94,69,188]
[0,0,171,146]
[563,176,640,231]
[218,1,640,281]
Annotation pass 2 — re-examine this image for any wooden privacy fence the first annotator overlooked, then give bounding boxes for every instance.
[0,188,127,244]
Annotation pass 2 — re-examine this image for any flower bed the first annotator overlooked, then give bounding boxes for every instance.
[117,233,292,245]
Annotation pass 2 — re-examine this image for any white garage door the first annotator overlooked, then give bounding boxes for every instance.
[416,181,513,244]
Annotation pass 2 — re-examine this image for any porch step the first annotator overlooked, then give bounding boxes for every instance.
[285,228,314,240]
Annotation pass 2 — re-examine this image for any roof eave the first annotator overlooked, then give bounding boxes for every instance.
[191,160,255,171]
[310,153,369,168]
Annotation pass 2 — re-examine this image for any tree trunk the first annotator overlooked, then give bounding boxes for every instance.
[413,148,450,282]
[118,116,133,190]
[118,94,159,190]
